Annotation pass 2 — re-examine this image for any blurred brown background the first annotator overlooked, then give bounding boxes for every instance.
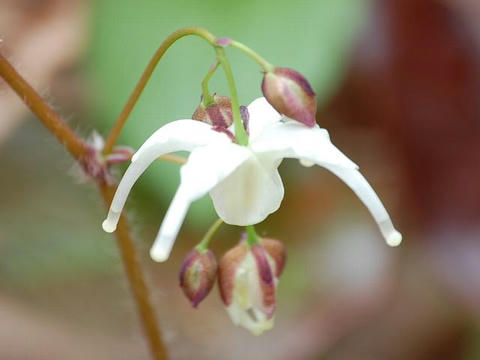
[1,0,479,359]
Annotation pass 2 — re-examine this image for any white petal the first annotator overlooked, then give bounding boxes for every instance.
[251,120,401,246]
[246,97,282,140]
[210,152,284,226]
[251,121,358,169]
[132,119,229,162]
[150,143,251,262]
[226,304,274,336]
[149,190,190,262]
[102,120,229,234]
[322,164,402,247]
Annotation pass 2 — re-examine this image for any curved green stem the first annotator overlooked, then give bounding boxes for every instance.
[103,27,217,155]
[245,225,260,247]
[215,47,249,146]
[201,60,219,107]
[230,41,274,72]
[196,218,224,252]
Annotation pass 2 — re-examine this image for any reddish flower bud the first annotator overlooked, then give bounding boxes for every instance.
[192,94,234,128]
[261,67,317,127]
[179,249,217,308]
[260,238,286,277]
[218,239,286,335]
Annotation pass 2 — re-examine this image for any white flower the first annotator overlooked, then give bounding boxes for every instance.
[102,97,402,262]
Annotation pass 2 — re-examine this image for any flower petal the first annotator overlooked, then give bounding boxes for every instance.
[321,164,402,247]
[102,120,229,234]
[252,120,401,246]
[209,152,284,226]
[132,119,230,162]
[245,97,282,140]
[150,143,251,262]
[251,121,358,169]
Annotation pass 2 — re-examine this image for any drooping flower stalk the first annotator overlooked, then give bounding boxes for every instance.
[196,218,224,252]
[229,40,274,72]
[102,26,252,153]
[102,26,218,155]
[201,60,219,107]
[245,225,261,246]
[215,47,249,146]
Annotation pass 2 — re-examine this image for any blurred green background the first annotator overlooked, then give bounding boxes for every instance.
[1,0,480,359]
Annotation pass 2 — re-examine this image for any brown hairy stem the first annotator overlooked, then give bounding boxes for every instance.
[99,183,167,360]
[0,54,87,159]
[0,53,168,360]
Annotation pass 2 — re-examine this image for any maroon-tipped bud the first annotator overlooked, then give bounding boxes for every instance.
[261,67,317,127]
[218,239,286,335]
[260,238,287,277]
[218,241,249,307]
[192,94,234,128]
[179,249,217,308]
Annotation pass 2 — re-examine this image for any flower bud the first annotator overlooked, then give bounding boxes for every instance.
[218,239,286,335]
[261,67,317,127]
[260,238,286,277]
[179,249,217,308]
[192,94,234,128]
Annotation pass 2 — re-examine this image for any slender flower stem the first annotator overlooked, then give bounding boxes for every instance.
[230,41,274,72]
[0,53,168,360]
[245,225,260,247]
[196,218,224,252]
[215,47,249,146]
[99,184,167,360]
[201,60,219,107]
[103,27,217,155]
[0,54,87,160]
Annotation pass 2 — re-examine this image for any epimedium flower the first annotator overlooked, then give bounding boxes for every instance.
[102,97,402,262]
[218,237,286,335]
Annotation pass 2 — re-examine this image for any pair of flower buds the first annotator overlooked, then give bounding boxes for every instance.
[180,236,286,336]
[193,67,317,130]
